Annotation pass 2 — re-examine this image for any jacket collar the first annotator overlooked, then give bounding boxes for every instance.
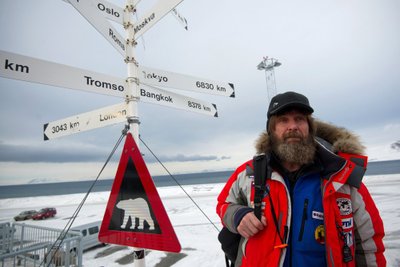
[255,119,365,178]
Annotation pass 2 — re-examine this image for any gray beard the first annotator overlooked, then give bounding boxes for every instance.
[271,134,316,166]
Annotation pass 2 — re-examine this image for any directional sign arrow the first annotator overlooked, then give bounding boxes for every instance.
[139,84,218,117]
[0,50,126,98]
[139,66,235,97]
[134,0,184,40]
[43,102,129,140]
[67,0,126,56]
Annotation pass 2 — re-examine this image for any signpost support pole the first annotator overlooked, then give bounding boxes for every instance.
[124,1,146,266]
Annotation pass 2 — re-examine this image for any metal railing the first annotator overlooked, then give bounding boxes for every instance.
[0,222,82,267]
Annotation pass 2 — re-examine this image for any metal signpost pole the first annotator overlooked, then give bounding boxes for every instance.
[124,1,145,266]
[125,1,139,142]
[0,2,239,266]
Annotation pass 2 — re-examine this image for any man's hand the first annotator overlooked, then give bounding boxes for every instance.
[237,212,267,239]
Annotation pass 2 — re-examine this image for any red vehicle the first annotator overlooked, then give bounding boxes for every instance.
[32,208,57,220]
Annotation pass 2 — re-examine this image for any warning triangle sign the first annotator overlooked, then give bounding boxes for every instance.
[99,133,181,253]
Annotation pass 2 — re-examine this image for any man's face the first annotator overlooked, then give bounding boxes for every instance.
[273,110,310,143]
[270,109,315,165]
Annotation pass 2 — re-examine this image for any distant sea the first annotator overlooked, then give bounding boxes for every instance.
[0,160,399,199]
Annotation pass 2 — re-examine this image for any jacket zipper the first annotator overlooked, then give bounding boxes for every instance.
[298,198,309,242]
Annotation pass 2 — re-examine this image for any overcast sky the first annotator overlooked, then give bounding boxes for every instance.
[0,0,399,185]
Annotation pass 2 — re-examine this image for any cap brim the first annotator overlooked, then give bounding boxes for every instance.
[269,102,314,117]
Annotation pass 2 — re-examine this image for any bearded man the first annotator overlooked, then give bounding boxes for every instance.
[216,91,386,267]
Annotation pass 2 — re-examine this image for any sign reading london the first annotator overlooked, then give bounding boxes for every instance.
[43,102,129,140]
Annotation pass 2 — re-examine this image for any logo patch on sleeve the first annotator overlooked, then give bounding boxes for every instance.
[344,231,354,247]
[312,211,324,220]
[336,198,352,215]
[342,218,353,229]
[314,225,325,245]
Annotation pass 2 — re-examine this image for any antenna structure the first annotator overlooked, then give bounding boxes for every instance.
[257,57,281,102]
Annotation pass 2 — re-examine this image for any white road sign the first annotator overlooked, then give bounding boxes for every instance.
[139,66,235,97]
[62,0,124,24]
[0,50,126,98]
[134,0,184,40]
[171,8,188,30]
[92,0,124,24]
[140,84,218,117]
[67,0,126,56]
[44,102,129,140]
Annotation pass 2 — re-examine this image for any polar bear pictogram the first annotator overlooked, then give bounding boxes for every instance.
[116,197,155,230]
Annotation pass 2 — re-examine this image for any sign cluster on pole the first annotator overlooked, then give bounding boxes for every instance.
[0,0,236,263]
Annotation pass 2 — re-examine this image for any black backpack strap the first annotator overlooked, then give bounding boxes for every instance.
[253,154,268,220]
[220,154,270,267]
[254,154,288,248]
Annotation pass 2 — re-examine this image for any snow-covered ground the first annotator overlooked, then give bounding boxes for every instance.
[1,175,399,266]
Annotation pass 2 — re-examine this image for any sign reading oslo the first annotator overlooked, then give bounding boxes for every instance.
[62,0,124,24]
[99,133,181,253]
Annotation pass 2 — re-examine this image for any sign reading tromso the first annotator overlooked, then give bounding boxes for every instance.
[0,50,126,98]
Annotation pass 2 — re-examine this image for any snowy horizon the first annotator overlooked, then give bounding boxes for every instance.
[0,174,399,266]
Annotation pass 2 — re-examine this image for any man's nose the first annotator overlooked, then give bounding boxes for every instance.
[287,119,299,131]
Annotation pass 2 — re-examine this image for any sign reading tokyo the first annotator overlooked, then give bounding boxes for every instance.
[140,66,235,97]
[0,50,126,98]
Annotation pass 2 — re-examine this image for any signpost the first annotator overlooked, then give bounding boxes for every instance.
[63,0,187,31]
[2,0,237,266]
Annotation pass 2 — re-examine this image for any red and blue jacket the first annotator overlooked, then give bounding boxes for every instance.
[217,135,386,267]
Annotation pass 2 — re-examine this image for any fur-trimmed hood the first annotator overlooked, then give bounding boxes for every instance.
[255,119,365,155]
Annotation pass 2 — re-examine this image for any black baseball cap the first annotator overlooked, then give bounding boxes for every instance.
[267,91,314,119]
